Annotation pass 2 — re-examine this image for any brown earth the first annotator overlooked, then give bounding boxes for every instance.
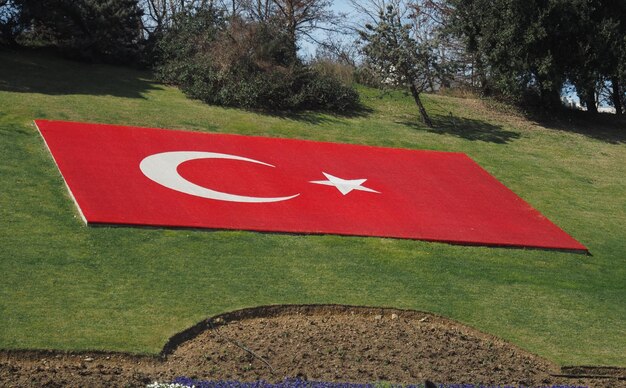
[1,305,624,387]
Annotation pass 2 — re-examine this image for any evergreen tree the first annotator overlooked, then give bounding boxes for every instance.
[0,0,22,45]
[450,0,626,113]
[451,0,568,108]
[359,4,437,127]
[561,0,625,114]
[16,0,143,63]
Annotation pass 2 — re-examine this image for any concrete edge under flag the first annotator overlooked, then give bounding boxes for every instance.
[34,119,589,253]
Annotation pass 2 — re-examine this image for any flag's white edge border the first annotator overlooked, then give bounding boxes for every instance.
[34,120,88,226]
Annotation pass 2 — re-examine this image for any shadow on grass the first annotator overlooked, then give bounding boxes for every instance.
[0,48,160,99]
[527,109,626,144]
[399,114,522,144]
[264,103,373,125]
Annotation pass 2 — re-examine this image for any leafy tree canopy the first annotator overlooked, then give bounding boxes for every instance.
[155,9,359,112]
[450,0,625,113]
[359,4,439,127]
[4,0,144,63]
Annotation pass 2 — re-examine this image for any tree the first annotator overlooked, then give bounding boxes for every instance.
[617,35,626,114]
[259,0,339,59]
[140,0,222,35]
[272,0,331,44]
[408,0,464,89]
[450,0,570,108]
[0,0,22,45]
[155,10,359,111]
[242,0,273,22]
[449,0,626,114]
[359,3,437,127]
[15,0,144,63]
[593,0,626,115]
[561,0,625,114]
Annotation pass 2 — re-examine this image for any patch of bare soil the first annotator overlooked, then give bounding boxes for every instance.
[1,305,624,387]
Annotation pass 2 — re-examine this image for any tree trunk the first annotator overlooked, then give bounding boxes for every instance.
[410,83,433,128]
[284,0,298,62]
[474,53,489,94]
[535,83,560,110]
[581,84,598,114]
[611,76,622,116]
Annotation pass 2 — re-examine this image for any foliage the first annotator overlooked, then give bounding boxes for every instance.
[353,65,385,88]
[402,0,464,90]
[141,0,340,63]
[449,0,626,112]
[7,0,144,63]
[310,58,355,86]
[155,11,359,112]
[2,0,342,66]
[450,0,558,106]
[358,4,438,126]
[564,0,626,114]
[310,41,359,86]
[140,0,216,34]
[268,0,336,59]
[0,0,22,45]
[153,8,225,85]
[1,50,625,366]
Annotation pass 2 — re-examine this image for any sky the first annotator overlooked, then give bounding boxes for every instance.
[298,0,359,58]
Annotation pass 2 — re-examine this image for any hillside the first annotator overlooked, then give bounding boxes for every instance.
[0,49,625,367]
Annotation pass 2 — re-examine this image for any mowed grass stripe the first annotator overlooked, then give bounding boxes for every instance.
[0,50,624,366]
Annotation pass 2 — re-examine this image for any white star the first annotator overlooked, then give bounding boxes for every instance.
[309,172,380,195]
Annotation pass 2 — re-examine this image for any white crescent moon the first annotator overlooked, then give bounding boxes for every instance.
[140,151,300,203]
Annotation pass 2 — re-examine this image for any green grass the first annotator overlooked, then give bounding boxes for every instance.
[1,49,625,366]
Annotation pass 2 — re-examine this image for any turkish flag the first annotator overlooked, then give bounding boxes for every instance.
[35,120,587,252]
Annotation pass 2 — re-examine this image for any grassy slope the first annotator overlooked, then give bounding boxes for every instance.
[0,50,624,366]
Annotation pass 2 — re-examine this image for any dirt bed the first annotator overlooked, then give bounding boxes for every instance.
[1,305,624,387]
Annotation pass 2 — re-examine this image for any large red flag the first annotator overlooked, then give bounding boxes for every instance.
[35,120,587,252]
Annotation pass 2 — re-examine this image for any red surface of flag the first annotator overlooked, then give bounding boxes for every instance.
[35,120,587,252]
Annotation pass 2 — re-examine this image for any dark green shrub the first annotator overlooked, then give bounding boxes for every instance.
[154,12,359,112]
[296,68,359,111]
[12,0,144,64]
[154,9,224,84]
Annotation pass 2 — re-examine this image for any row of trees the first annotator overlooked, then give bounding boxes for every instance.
[150,1,359,111]
[0,0,340,64]
[353,0,625,121]
[0,0,359,112]
[449,0,626,114]
[1,0,624,118]
[155,7,359,110]
[0,0,144,63]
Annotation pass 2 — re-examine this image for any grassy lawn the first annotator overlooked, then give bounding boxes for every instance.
[1,49,624,367]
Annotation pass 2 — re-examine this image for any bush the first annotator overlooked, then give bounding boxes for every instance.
[297,67,359,111]
[353,65,385,88]
[154,12,359,112]
[311,58,355,86]
[11,0,144,64]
